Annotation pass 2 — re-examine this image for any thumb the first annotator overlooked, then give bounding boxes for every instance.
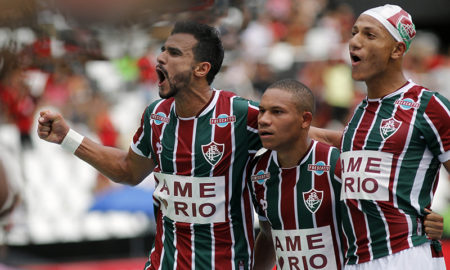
[39,110,59,124]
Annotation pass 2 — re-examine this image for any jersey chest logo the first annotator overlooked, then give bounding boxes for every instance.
[303,188,323,214]
[380,117,402,140]
[209,114,236,127]
[201,141,224,166]
[307,161,330,176]
[394,98,420,110]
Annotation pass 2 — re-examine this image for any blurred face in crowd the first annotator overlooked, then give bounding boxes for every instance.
[258,88,307,154]
[349,14,399,82]
[156,33,197,99]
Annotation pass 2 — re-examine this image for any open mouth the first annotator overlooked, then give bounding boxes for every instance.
[258,131,273,137]
[350,53,361,64]
[156,66,167,85]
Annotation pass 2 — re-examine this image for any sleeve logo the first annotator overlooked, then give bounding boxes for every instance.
[151,112,170,125]
[303,188,324,214]
[201,141,225,166]
[251,170,271,184]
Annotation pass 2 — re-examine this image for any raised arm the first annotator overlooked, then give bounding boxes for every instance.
[37,110,155,186]
[253,220,276,270]
[309,126,343,148]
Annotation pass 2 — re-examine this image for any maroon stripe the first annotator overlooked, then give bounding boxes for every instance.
[175,222,193,267]
[151,100,173,167]
[132,108,146,144]
[174,119,194,175]
[280,168,297,230]
[352,102,379,150]
[212,92,232,269]
[148,210,164,269]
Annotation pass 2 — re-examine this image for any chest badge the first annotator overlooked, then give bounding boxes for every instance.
[201,141,224,166]
[380,117,402,140]
[303,188,323,214]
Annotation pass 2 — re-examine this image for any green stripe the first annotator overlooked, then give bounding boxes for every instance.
[160,109,177,173]
[194,110,214,176]
[194,223,212,269]
[162,217,176,268]
[230,97,255,265]
[267,159,282,229]
[361,201,389,257]
[342,101,366,151]
[297,153,314,229]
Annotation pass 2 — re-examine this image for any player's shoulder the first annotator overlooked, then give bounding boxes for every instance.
[406,81,449,109]
[313,139,340,153]
[147,98,174,112]
[216,90,259,115]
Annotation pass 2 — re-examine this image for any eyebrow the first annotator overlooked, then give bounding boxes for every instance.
[161,45,183,55]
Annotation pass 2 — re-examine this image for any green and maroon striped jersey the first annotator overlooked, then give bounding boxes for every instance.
[249,140,343,270]
[340,81,450,265]
[132,90,261,270]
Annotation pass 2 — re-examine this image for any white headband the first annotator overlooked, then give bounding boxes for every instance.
[362,4,416,51]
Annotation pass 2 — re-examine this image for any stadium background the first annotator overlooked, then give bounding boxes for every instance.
[0,0,449,269]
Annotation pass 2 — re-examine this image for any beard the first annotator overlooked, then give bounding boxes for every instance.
[159,69,192,99]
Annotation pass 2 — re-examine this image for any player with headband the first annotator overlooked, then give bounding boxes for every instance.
[311,4,449,269]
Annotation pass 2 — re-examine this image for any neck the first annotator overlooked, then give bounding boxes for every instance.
[175,83,212,118]
[277,137,311,168]
[365,65,407,99]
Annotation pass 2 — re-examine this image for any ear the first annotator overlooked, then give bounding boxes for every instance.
[301,111,313,129]
[194,62,211,79]
[391,42,406,59]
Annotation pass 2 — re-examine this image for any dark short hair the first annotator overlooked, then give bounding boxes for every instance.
[267,79,316,115]
[171,21,224,85]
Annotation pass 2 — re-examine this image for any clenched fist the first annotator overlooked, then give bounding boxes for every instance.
[37,110,70,144]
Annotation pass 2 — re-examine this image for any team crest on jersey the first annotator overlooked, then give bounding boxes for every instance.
[210,114,236,127]
[303,188,323,214]
[251,170,271,184]
[395,98,420,110]
[380,117,402,140]
[307,161,330,176]
[151,112,170,125]
[201,141,224,166]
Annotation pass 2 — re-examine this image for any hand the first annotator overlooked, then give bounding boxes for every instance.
[424,208,444,240]
[37,110,70,144]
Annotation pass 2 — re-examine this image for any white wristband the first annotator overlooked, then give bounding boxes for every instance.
[61,129,84,154]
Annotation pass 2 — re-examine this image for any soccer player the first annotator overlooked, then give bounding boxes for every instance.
[310,4,449,269]
[249,79,344,270]
[37,21,261,269]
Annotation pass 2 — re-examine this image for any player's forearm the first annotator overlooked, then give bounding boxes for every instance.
[74,137,139,185]
[253,232,276,270]
[309,126,342,148]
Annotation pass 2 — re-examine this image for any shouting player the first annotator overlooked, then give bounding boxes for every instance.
[38,21,261,269]
[310,4,449,269]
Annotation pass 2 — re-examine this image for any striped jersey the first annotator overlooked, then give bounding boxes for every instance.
[340,80,450,264]
[131,90,261,270]
[249,140,343,270]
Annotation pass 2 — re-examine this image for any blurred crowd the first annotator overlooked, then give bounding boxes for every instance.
[1,0,450,245]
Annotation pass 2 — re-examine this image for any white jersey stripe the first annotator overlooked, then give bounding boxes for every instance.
[311,143,317,228]
[229,96,236,270]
